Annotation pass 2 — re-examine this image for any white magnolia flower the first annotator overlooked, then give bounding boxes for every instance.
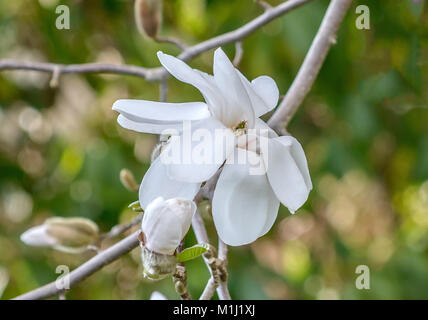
[141,197,196,255]
[113,48,312,246]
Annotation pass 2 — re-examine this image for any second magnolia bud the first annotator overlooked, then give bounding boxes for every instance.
[20,217,99,253]
[134,0,162,39]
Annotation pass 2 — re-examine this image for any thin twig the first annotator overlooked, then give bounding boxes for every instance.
[0,0,315,82]
[216,239,231,300]
[154,36,188,51]
[255,0,272,11]
[0,60,159,80]
[268,0,353,132]
[100,214,143,240]
[192,210,231,300]
[199,278,216,300]
[173,241,192,300]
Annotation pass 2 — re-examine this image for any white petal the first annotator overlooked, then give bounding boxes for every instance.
[161,117,236,183]
[213,48,255,128]
[254,118,279,138]
[20,225,58,247]
[212,149,279,246]
[113,100,211,122]
[117,114,184,135]
[263,136,312,213]
[236,72,279,118]
[251,76,279,114]
[142,197,196,255]
[139,156,201,210]
[277,136,312,190]
[157,51,225,119]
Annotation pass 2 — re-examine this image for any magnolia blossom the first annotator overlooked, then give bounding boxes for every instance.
[113,48,312,246]
[141,197,196,255]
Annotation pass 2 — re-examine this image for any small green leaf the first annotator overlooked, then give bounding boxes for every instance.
[128,200,143,212]
[177,243,210,262]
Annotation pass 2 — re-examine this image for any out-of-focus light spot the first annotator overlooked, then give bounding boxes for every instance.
[278,213,314,242]
[367,236,394,265]
[325,195,357,232]
[263,280,291,299]
[18,107,53,144]
[177,0,207,35]
[304,275,323,296]
[251,239,282,274]
[18,147,45,177]
[38,0,59,9]
[1,188,33,223]
[70,180,92,202]
[56,146,84,182]
[281,240,311,282]
[316,287,340,300]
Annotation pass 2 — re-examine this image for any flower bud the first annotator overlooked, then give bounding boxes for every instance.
[120,169,139,192]
[140,246,177,280]
[21,217,99,252]
[141,197,196,255]
[139,197,196,280]
[134,0,162,39]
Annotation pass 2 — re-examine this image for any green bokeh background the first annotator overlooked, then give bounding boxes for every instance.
[0,0,428,299]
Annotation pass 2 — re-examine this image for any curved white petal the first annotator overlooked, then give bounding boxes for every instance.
[142,197,196,255]
[161,117,236,183]
[20,225,58,247]
[212,149,279,246]
[157,51,225,119]
[213,48,255,128]
[251,76,279,114]
[117,114,184,135]
[113,100,211,122]
[139,156,201,210]
[263,136,312,214]
[236,72,279,118]
[254,118,279,138]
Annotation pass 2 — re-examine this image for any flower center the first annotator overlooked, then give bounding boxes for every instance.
[233,120,248,137]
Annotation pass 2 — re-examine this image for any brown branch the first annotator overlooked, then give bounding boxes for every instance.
[268,0,353,132]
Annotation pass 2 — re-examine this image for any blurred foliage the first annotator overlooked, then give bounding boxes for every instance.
[1,0,428,300]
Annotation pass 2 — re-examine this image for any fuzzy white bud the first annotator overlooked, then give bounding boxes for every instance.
[141,197,196,255]
[20,217,99,252]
